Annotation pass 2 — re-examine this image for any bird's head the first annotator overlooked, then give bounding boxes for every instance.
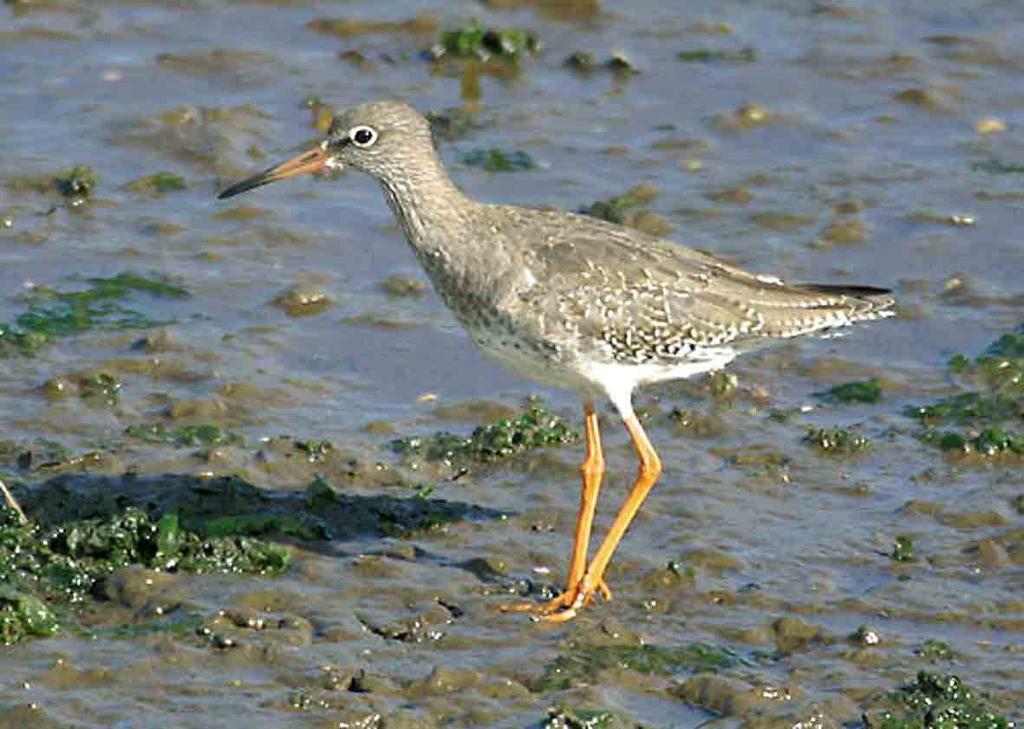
[217,100,432,199]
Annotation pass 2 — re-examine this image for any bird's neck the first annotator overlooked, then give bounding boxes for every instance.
[376,153,475,253]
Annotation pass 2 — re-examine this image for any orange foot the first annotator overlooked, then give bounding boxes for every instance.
[500,578,612,618]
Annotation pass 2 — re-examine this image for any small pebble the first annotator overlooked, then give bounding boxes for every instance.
[975,117,1006,135]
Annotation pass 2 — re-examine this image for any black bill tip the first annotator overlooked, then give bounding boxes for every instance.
[217,174,271,200]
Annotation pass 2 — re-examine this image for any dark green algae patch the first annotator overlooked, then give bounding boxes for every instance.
[536,642,743,692]
[578,183,676,239]
[0,272,188,358]
[542,706,617,728]
[804,426,870,454]
[861,671,1014,729]
[909,327,1024,461]
[123,422,242,448]
[819,378,884,404]
[0,500,287,646]
[123,171,187,197]
[678,47,757,63]
[6,164,98,201]
[460,147,536,172]
[435,21,540,62]
[391,405,577,473]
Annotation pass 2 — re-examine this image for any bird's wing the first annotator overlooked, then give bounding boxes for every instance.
[500,207,893,362]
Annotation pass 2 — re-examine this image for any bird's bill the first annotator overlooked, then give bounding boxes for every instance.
[217,144,332,199]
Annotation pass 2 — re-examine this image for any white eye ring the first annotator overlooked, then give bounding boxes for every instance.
[349,125,378,148]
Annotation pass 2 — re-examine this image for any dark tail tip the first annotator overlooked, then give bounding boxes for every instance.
[798,283,892,299]
[799,282,896,319]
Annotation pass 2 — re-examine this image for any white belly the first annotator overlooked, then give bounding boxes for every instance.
[576,349,737,416]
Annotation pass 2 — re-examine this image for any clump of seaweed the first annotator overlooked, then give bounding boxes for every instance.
[910,328,1024,462]
[123,172,187,197]
[579,183,674,236]
[891,535,915,562]
[950,329,1024,396]
[819,379,883,404]
[862,671,1013,729]
[563,51,640,75]
[923,427,1024,458]
[579,183,660,225]
[536,642,741,692]
[543,706,617,728]
[678,47,757,63]
[433,22,540,62]
[909,392,1024,425]
[804,427,870,454]
[0,272,188,358]
[460,148,536,172]
[391,406,577,471]
[0,501,288,645]
[123,423,243,449]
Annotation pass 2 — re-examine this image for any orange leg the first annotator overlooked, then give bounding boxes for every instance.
[540,413,661,623]
[501,402,611,613]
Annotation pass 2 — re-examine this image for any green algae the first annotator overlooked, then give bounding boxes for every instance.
[8,165,99,200]
[51,507,290,575]
[426,107,494,142]
[42,371,123,406]
[0,586,59,644]
[908,392,1024,424]
[123,171,187,197]
[563,51,599,71]
[461,148,536,172]
[944,330,1024,399]
[820,379,883,404]
[378,274,426,298]
[197,513,326,542]
[579,183,661,226]
[971,159,1024,175]
[892,535,915,562]
[678,47,757,63]
[294,438,332,462]
[0,501,288,645]
[438,22,539,61]
[58,165,98,198]
[391,406,577,471]
[911,329,1024,462]
[917,639,953,661]
[271,284,333,317]
[543,706,616,728]
[93,610,205,641]
[982,330,1024,358]
[124,423,243,448]
[924,427,1024,458]
[536,643,741,691]
[0,272,188,358]
[804,427,869,454]
[77,371,122,406]
[564,51,641,75]
[862,671,1013,729]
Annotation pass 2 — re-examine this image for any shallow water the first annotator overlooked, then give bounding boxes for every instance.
[1,0,1023,726]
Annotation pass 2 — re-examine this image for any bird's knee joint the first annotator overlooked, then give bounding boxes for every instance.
[639,454,662,480]
[580,458,605,481]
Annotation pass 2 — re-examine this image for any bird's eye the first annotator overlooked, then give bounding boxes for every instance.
[349,126,377,147]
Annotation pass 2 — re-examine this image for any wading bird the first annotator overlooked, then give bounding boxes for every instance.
[219,101,894,621]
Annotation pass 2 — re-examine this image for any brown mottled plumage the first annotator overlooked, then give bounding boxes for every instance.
[219,100,894,621]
